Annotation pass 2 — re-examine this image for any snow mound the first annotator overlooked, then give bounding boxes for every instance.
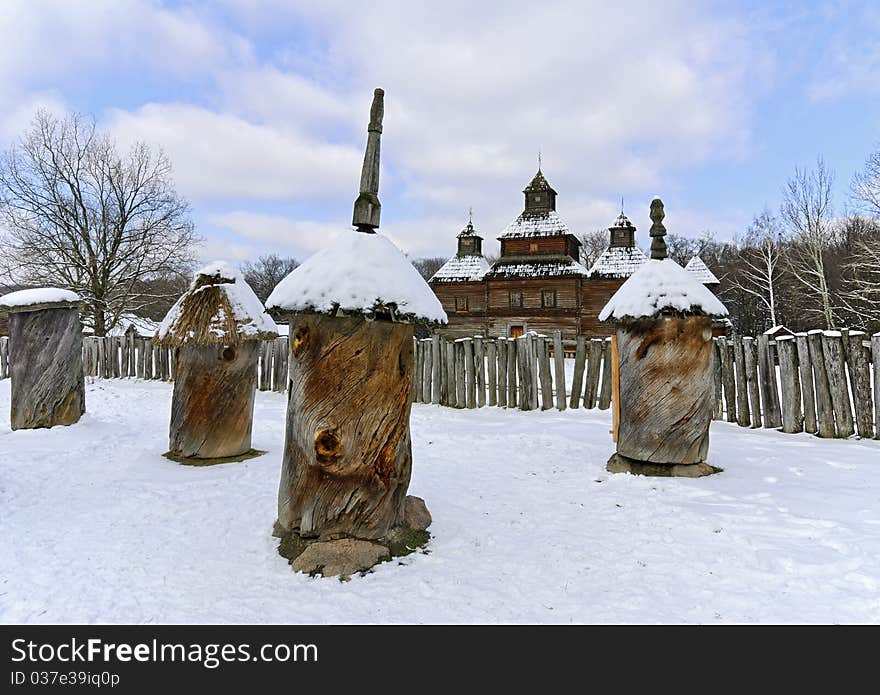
[156,260,278,346]
[266,231,447,323]
[0,287,80,308]
[599,258,728,321]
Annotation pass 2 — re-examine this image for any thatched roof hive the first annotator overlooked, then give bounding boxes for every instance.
[155,261,278,348]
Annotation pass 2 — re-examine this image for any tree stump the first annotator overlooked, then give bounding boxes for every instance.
[7,305,85,430]
[611,315,719,476]
[276,314,414,541]
[167,342,260,460]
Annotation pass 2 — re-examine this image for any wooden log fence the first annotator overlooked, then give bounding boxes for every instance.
[0,329,877,441]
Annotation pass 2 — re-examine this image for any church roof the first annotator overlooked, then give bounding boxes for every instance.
[684,256,720,285]
[610,211,635,229]
[588,245,648,279]
[484,257,589,279]
[498,209,573,239]
[523,169,556,194]
[457,220,482,239]
[430,254,490,283]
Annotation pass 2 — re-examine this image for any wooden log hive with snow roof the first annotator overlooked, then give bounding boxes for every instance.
[265,88,447,579]
[154,261,278,463]
[0,288,85,430]
[600,198,729,478]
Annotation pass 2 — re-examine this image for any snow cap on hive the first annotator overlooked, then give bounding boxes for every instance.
[155,261,278,348]
[0,287,80,313]
[266,231,448,324]
[266,87,447,325]
[599,198,728,322]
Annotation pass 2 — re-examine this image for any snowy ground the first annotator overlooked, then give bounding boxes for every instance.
[2,378,879,624]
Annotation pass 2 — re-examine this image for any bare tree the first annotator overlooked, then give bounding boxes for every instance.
[839,215,880,328]
[240,253,299,303]
[411,256,447,281]
[578,229,608,268]
[0,110,199,335]
[727,210,786,326]
[780,157,837,329]
[852,144,880,217]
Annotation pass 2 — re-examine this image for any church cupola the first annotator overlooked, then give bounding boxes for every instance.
[608,209,636,248]
[456,212,483,257]
[523,169,557,216]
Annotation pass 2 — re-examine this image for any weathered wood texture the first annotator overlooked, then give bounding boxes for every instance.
[276,314,412,540]
[718,337,737,424]
[808,330,836,438]
[732,338,751,427]
[584,338,602,409]
[615,316,714,465]
[873,333,880,440]
[553,331,567,410]
[598,338,612,411]
[8,307,85,430]
[775,336,803,433]
[569,336,586,409]
[795,334,817,433]
[756,335,782,429]
[487,339,497,407]
[168,341,259,459]
[742,337,762,428]
[538,337,553,410]
[821,332,855,438]
[474,336,486,408]
[847,332,874,439]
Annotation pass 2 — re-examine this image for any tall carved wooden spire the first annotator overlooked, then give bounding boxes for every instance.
[352,88,384,233]
[649,197,667,260]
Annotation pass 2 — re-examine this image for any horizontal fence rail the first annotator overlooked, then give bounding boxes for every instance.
[0,330,877,441]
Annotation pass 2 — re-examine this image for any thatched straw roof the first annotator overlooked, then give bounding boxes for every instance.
[155,262,278,348]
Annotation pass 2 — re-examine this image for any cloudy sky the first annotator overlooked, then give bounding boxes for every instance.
[1,0,878,264]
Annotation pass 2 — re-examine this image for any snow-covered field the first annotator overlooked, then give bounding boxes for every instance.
[2,377,879,624]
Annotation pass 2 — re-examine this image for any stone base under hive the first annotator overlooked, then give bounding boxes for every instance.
[606,452,722,478]
[275,495,432,580]
[163,448,266,466]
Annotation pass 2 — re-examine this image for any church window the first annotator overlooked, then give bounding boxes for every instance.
[455,296,468,312]
[509,291,523,308]
[542,290,557,308]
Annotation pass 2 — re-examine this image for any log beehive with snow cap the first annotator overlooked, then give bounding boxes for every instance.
[265,89,447,578]
[0,287,85,430]
[600,198,728,477]
[155,261,278,462]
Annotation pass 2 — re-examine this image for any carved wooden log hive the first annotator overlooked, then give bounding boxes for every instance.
[155,261,278,463]
[276,313,413,540]
[4,300,85,430]
[600,198,728,477]
[168,342,260,459]
[264,88,447,578]
[615,315,714,465]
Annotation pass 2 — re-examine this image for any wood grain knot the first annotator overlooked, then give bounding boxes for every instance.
[314,428,343,465]
[220,346,236,362]
[293,326,310,356]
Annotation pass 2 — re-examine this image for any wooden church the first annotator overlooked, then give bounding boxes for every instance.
[429,168,649,343]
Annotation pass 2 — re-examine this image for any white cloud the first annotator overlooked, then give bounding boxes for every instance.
[206,211,349,259]
[106,103,363,201]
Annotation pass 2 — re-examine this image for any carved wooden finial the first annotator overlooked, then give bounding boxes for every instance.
[649,197,667,260]
[352,88,384,233]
